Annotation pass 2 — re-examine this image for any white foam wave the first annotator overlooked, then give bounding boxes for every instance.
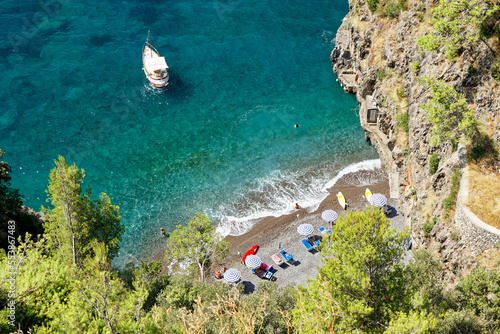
[322,159,382,190]
[213,159,383,237]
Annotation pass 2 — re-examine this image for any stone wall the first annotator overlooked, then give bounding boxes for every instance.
[454,167,500,252]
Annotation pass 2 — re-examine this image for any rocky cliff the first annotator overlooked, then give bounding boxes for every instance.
[331,5,500,283]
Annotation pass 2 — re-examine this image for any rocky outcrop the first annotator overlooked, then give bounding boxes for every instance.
[331,7,500,283]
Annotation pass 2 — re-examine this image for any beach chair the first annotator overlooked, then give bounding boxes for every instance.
[308,236,321,247]
[280,250,294,263]
[271,253,285,266]
[301,239,315,251]
[265,270,274,280]
[252,267,267,278]
[320,227,333,236]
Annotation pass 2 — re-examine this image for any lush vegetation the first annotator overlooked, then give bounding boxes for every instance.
[429,154,440,174]
[396,111,409,133]
[164,212,230,281]
[416,0,500,60]
[443,169,462,219]
[2,153,500,333]
[419,76,478,146]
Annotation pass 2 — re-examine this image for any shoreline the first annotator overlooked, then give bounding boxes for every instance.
[154,168,406,289]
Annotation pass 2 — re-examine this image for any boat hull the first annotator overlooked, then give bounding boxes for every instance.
[143,68,169,87]
[142,43,169,88]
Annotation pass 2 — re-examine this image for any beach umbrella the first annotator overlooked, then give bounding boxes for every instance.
[245,255,262,269]
[297,223,314,236]
[369,193,387,208]
[223,268,241,283]
[321,210,339,223]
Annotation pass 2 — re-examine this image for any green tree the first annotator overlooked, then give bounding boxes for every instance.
[454,268,500,332]
[292,208,409,333]
[419,76,478,145]
[386,310,438,333]
[164,212,230,281]
[417,0,499,59]
[0,236,74,332]
[404,249,447,312]
[42,156,124,265]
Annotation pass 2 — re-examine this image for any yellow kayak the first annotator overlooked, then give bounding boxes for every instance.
[337,192,348,210]
[365,188,372,201]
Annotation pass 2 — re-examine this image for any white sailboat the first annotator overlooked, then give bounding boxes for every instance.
[142,31,169,87]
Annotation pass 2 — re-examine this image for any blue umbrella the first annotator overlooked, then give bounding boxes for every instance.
[321,210,339,223]
[297,223,314,236]
[245,255,262,269]
[369,193,387,208]
[223,268,241,283]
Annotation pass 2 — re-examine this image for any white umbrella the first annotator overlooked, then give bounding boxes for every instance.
[297,223,314,236]
[223,268,241,283]
[321,210,339,223]
[245,255,262,269]
[369,193,387,208]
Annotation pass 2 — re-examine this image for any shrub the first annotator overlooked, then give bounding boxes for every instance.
[412,61,420,73]
[429,154,440,174]
[384,2,401,18]
[423,220,435,234]
[396,87,405,99]
[419,76,478,145]
[492,62,500,81]
[377,68,387,80]
[467,132,500,162]
[397,111,409,133]
[443,169,461,214]
[368,0,379,11]
[417,35,440,52]
[398,0,408,11]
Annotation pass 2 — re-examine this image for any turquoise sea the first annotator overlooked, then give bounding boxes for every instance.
[0,0,380,266]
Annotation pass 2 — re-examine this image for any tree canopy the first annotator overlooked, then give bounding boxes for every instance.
[293,208,410,333]
[416,0,499,59]
[42,156,124,265]
[419,76,478,145]
[164,212,230,281]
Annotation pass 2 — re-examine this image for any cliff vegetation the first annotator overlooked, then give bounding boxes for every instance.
[331,0,500,281]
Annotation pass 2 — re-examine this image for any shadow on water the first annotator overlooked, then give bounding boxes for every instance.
[89,34,115,47]
[151,72,194,103]
[129,3,159,25]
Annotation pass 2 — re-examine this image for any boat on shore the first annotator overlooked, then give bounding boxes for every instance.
[142,31,169,88]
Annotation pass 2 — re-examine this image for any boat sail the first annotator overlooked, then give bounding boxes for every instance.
[142,31,169,87]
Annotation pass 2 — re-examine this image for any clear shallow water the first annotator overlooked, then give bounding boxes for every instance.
[0,0,378,266]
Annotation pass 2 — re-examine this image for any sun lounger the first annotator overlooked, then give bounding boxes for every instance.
[280,250,294,262]
[271,253,285,266]
[308,236,321,247]
[319,227,333,236]
[265,270,274,280]
[252,267,267,278]
[301,239,315,251]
